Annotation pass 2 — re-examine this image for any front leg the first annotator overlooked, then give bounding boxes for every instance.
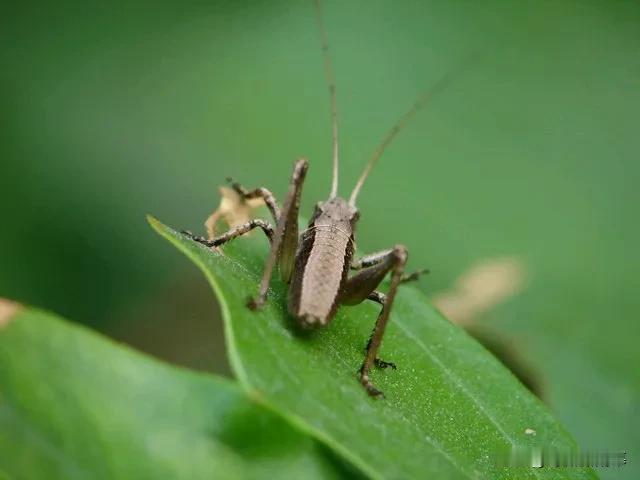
[226,178,281,223]
[341,245,409,397]
[205,180,281,240]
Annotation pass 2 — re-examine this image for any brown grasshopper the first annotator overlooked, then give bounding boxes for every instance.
[185,0,458,397]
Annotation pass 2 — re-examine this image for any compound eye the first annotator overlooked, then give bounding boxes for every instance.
[308,202,323,225]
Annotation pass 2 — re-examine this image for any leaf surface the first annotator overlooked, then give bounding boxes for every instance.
[151,217,598,480]
[0,302,352,480]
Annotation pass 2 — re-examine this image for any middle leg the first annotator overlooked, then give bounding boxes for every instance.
[183,219,274,247]
[351,249,428,283]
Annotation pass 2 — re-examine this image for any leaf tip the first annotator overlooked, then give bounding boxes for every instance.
[146,215,174,239]
[146,214,161,228]
[0,298,22,329]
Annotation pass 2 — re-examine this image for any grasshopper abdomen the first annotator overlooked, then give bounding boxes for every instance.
[288,197,357,327]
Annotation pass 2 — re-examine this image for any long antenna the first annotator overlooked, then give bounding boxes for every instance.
[349,58,473,206]
[314,0,340,198]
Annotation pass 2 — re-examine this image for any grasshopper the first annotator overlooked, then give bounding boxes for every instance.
[185,0,458,397]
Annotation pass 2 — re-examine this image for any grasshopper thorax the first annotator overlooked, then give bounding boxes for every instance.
[311,197,359,227]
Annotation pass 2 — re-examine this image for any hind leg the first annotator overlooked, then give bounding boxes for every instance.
[341,245,409,397]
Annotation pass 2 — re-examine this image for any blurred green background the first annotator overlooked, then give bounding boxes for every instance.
[1,0,638,477]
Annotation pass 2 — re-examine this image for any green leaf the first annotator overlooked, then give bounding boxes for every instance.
[0,302,356,480]
[150,217,598,480]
